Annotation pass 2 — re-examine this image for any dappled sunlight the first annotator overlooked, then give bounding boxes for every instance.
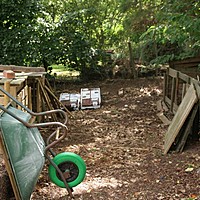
[73,176,123,195]
[139,87,162,97]
[39,175,128,199]
[63,142,100,154]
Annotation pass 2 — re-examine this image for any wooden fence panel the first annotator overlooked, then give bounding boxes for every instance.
[164,84,198,154]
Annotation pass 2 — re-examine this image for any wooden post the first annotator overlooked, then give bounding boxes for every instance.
[170,77,176,113]
[36,79,42,122]
[174,71,179,104]
[32,79,36,112]
[28,86,32,110]
[163,72,167,102]
[4,81,10,106]
[38,79,57,122]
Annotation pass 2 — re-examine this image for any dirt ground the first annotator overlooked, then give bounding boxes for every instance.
[31,77,200,200]
[2,77,200,200]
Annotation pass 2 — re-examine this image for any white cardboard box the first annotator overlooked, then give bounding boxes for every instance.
[80,88,101,110]
[59,93,80,110]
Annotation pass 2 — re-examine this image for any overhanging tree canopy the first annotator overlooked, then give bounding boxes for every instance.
[0,0,200,77]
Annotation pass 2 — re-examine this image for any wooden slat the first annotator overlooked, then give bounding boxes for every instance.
[0,78,26,86]
[45,85,72,117]
[182,83,186,100]
[176,103,199,152]
[193,81,200,99]
[173,63,200,68]
[38,79,57,122]
[156,100,162,111]
[169,55,200,65]
[0,65,45,73]
[174,72,179,104]
[36,79,42,122]
[164,96,178,112]
[170,77,176,112]
[157,112,171,125]
[163,73,167,102]
[164,84,198,154]
[28,86,32,110]
[162,100,169,112]
[168,68,177,78]
[164,96,171,107]
[0,133,21,200]
[178,71,191,83]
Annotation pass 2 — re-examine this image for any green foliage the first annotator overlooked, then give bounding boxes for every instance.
[0,0,41,65]
[1,0,200,78]
[136,0,200,64]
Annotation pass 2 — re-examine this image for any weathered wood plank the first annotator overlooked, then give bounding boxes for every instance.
[170,55,200,65]
[162,100,169,112]
[164,92,181,113]
[163,73,167,102]
[170,77,176,112]
[0,65,45,73]
[28,86,32,110]
[176,103,199,152]
[168,68,178,78]
[174,72,179,104]
[157,112,171,125]
[164,84,198,154]
[156,100,162,111]
[178,71,191,83]
[0,132,21,200]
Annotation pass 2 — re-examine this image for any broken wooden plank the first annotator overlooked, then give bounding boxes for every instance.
[162,100,169,112]
[156,100,162,111]
[176,103,199,152]
[157,112,171,125]
[164,84,198,154]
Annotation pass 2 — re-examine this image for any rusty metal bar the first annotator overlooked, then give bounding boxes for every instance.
[0,86,68,125]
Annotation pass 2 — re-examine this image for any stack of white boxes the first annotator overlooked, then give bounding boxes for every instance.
[59,88,101,110]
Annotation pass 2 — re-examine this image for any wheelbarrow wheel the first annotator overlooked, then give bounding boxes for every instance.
[48,152,86,188]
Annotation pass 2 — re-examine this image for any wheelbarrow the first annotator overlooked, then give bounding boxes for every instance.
[0,87,86,199]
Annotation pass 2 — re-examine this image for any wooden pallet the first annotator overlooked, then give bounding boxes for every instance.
[164,84,198,154]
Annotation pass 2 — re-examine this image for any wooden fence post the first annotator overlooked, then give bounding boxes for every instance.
[4,81,10,106]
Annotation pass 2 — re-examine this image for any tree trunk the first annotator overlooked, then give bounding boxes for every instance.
[128,41,137,79]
